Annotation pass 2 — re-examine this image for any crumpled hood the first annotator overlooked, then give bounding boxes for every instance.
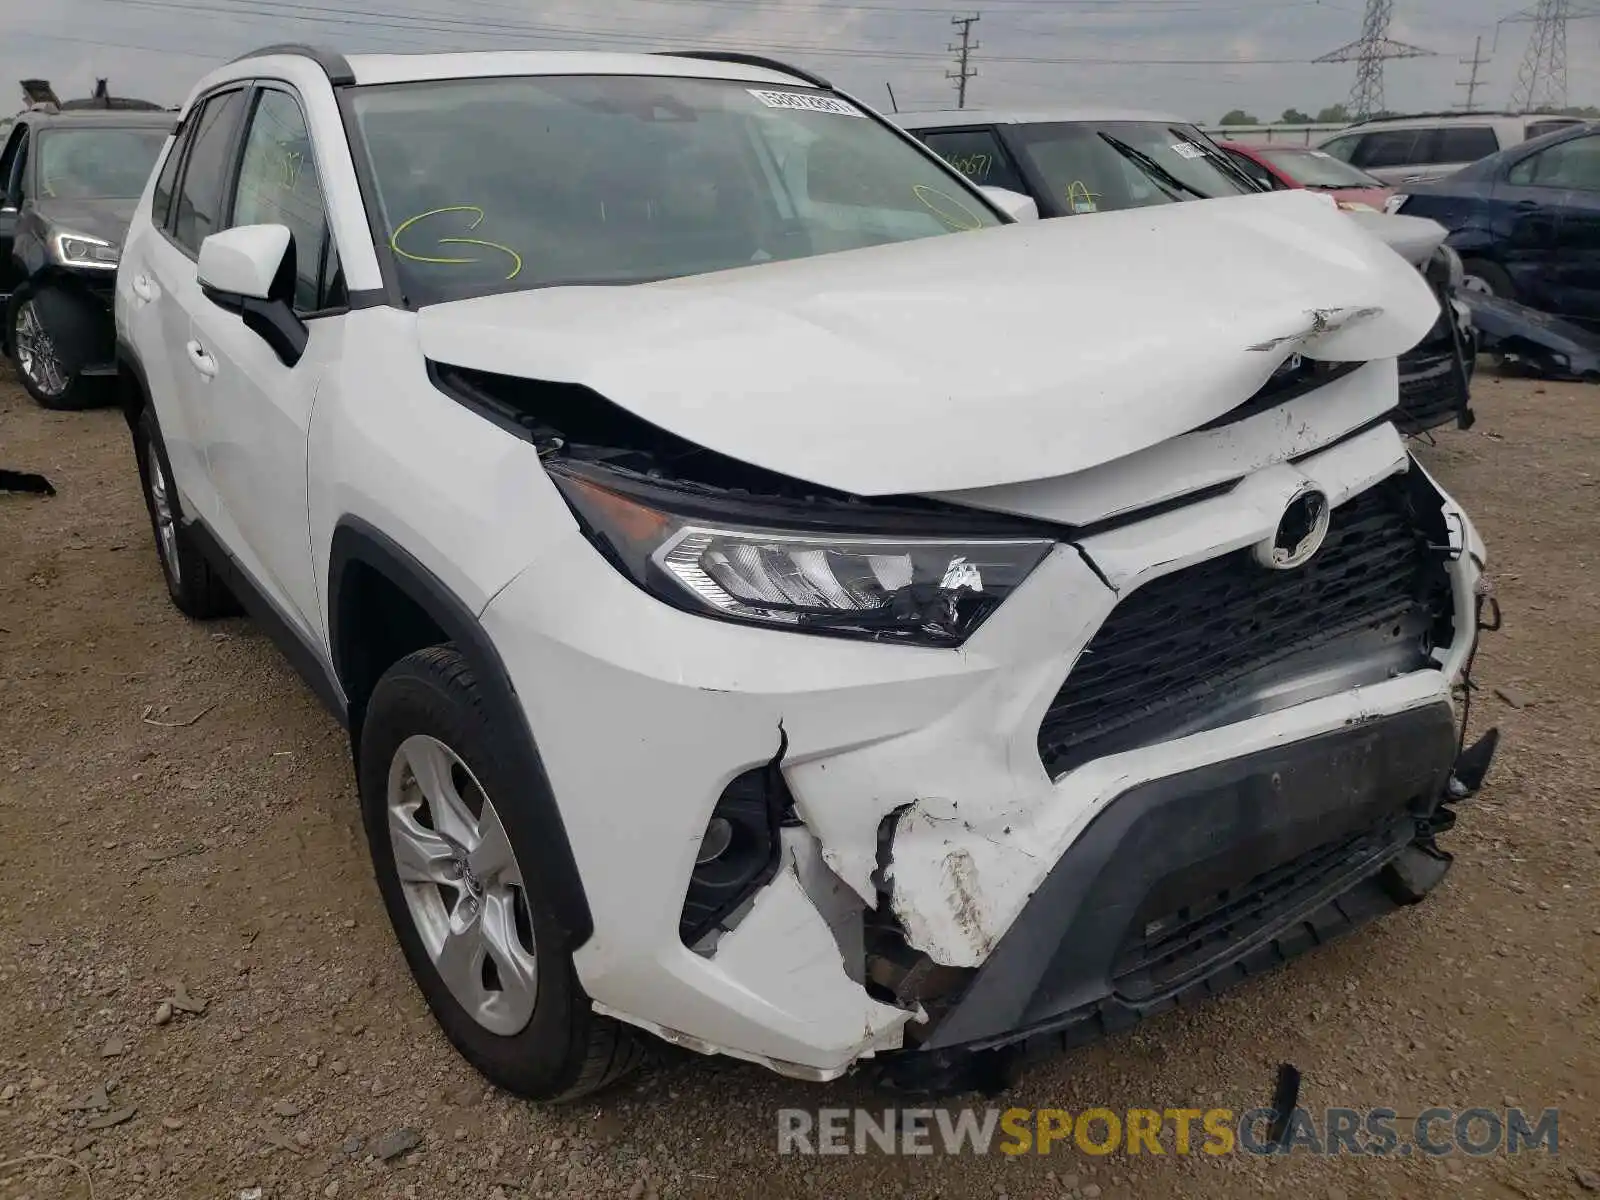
[418,189,1441,496]
[33,198,139,247]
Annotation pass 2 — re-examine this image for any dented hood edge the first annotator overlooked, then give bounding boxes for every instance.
[418,189,1442,496]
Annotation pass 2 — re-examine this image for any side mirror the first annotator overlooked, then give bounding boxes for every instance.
[979,186,1040,223]
[197,224,307,367]
[198,223,290,300]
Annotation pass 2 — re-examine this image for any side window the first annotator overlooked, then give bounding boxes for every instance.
[1507,134,1600,191]
[172,89,247,254]
[1432,126,1499,164]
[1224,149,1275,190]
[917,128,1028,195]
[151,118,191,231]
[0,125,25,204]
[4,129,29,206]
[1353,130,1423,169]
[1526,119,1579,141]
[230,89,332,312]
[1319,134,1359,163]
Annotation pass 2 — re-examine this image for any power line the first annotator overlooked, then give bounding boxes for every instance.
[1312,0,1435,119]
[948,12,980,109]
[1503,0,1600,112]
[1456,35,1489,110]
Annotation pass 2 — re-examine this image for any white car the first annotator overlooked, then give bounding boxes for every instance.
[1317,112,1587,186]
[116,45,1497,1099]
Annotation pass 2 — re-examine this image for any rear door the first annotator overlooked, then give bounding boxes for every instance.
[191,83,345,640]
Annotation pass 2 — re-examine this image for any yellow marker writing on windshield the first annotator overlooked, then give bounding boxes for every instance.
[1065,180,1099,215]
[391,206,523,281]
[912,184,985,232]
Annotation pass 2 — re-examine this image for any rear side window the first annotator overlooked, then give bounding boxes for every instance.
[172,89,247,254]
[1527,119,1580,140]
[1319,134,1360,163]
[150,122,187,228]
[1431,126,1499,164]
[917,128,1028,195]
[1352,129,1424,169]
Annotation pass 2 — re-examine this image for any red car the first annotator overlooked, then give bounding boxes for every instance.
[1217,142,1395,211]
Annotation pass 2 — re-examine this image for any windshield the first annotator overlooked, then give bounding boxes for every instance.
[1257,148,1384,189]
[1010,121,1253,214]
[349,75,1002,306]
[37,127,169,199]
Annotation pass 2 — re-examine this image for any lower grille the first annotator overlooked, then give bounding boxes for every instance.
[1110,813,1411,1002]
[1037,479,1452,775]
[1397,347,1468,434]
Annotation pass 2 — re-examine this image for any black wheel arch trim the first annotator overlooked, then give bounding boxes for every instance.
[328,515,595,948]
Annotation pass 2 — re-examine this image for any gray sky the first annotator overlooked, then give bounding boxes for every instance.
[5,0,1595,122]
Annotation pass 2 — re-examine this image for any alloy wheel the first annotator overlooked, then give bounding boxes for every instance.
[386,734,539,1035]
[14,301,68,398]
[146,450,182,585]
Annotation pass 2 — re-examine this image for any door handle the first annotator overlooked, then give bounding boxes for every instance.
[1514,200,1541,210]
[131,274,156,302]
[185,339,217,379]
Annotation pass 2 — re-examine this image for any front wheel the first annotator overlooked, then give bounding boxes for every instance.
[9,288,105,410]
[1460,258,1516,301]
[358,646,642,1101]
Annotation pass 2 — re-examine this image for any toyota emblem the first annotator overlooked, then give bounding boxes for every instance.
[1253,484,1331,570]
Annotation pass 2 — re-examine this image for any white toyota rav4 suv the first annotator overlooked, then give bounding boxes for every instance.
[116,44,1500,1099]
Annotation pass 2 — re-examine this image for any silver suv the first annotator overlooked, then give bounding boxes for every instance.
[1319,113,1586,185]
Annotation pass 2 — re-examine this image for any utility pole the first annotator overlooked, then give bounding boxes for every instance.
[948,13,979,110]
[1503,0,1600,112]
[1456,36,1489,110]
[1313,0,1434,120]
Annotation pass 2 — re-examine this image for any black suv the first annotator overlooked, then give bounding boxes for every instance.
[0,108,174,408]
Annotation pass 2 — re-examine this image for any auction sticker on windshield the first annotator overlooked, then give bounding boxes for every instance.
[747,89,865,117]
[1171,142,1206,159]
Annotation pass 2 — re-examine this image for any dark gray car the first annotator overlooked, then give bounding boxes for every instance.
[0,109,174,408]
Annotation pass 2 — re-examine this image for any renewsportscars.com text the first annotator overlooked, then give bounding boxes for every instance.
[777,1106,1560,1158]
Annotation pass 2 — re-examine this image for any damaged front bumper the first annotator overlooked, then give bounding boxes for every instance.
[481,420,1490,1085]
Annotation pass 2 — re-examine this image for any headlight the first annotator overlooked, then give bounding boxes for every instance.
[548,462,1054,647]
[50,231,120,269]
[1383,194,1409,215]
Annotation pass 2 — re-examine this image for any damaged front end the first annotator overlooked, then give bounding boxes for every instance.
[457,190,1492,1090]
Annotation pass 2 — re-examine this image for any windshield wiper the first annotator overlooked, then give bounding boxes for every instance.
[1097,132,1209,201]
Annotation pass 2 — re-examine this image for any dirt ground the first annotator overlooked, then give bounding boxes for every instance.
[1,364,1597,1200]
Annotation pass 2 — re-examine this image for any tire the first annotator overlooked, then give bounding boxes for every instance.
[358,645,642,1101]
[8,286,109,410]
[133,405,238,618]
[1460,259,1516,301]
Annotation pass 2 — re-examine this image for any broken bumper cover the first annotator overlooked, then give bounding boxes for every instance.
[880,702,1459,1084]
[480,427,1484,1082]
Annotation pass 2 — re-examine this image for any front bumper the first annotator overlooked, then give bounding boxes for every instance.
[482,423,1485,1081]
[878,702,1459,1089]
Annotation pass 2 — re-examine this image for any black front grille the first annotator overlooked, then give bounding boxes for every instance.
[1037,480,1451,775]
[1397,347,1469,434]
[1110,813,1412,1001]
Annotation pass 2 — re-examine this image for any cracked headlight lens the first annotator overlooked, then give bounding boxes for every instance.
[549,465,1053,647]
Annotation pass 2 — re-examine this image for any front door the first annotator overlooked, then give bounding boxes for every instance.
[191,85,344,645]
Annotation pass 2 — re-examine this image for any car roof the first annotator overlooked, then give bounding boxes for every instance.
[892,107,1190,129]
[15,109,176,130]
[228,47,819,89]
[1333,112,1576,132]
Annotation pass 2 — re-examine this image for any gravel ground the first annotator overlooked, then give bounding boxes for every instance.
[1,365,1597,1200]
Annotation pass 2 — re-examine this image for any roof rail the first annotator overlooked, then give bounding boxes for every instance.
[654,51,831,90]
[230,43,355,87]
